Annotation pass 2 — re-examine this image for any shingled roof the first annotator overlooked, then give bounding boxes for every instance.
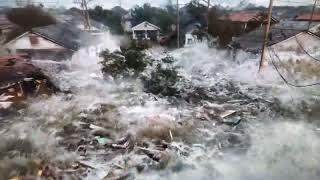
[31,23,95,51]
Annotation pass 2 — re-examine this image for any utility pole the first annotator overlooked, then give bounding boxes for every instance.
[177,0,180,48]
[308,0,317,29]
[259,0,274,72]
[74,0,92,31]
[207,0,210,33]
[83,0,91,31]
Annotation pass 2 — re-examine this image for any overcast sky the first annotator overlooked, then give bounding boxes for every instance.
[0,0,317,9]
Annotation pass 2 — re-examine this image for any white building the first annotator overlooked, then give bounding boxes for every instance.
[5,23,95,61]
[131,21,161,41]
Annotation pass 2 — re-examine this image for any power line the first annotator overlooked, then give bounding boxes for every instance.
[308,0,318,29]
[268,47,320,87]
[294,32,320,62]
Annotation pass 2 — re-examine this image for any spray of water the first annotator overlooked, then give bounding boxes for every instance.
[1,31,320,179]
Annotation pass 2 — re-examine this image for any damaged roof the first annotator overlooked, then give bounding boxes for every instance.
[31,23,96,51]
[233,21,320,53]
[0,59,44,88]
[219,11,264,23]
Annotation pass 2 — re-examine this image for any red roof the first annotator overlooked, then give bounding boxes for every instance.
[295,13,320,21]
[219,11,263,23]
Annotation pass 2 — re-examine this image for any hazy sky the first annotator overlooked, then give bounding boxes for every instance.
[65,0,266,9]
[58,0,318,9]
[0,0,317,9]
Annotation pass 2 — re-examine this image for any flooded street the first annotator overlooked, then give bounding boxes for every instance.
[1,34,320,180]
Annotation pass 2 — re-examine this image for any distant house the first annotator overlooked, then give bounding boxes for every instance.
[131,21,161,41]
[219,11,278,33]
[5,23,95,61]
[295,12,320,22]
[232,21,320,53]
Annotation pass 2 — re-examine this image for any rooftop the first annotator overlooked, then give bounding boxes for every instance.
[219,11,264,23]
[131,21,160,31]
[233,21,320,52]
[31,23,96,51]
[295,12,320,21]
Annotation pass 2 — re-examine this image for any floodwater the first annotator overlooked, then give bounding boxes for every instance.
[1,33,320,180]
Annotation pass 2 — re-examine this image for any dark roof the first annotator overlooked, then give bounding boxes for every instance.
[233,21,320,53]
[219,11,262,23]
[31,23,95,51]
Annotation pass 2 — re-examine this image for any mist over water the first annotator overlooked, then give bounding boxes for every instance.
[1,33,320,180]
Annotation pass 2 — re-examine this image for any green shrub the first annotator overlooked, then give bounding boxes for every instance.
[142,56,181,97]
[100,48,181,97]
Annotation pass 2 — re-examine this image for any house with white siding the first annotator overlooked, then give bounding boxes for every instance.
[131,21,161,41]
[5,23,95,61]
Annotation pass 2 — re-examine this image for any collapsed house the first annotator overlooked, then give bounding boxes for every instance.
[0,55,57,110]
[4,23,96,61]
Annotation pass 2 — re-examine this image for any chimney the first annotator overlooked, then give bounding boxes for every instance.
[29,35,39,46]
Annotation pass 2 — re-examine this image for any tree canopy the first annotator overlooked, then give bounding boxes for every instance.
[131,3,176,33]
[6,5,57,30]
[89,6,124,34]
[5,5,57,42]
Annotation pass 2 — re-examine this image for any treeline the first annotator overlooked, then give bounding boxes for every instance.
[4,5,57,42]
[88,1,240,46]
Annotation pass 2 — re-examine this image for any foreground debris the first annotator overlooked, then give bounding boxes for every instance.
[0,56,58,112]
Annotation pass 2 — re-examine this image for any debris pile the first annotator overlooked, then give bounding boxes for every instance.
[0,56,58,112]
[0,138,92,179]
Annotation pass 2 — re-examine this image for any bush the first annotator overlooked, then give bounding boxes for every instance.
[100,48,148,78]
[142,56,181,97]
[100,48,181,97]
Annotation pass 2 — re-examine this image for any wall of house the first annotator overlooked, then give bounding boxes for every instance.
[6,33,66,51]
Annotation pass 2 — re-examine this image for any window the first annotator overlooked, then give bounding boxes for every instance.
[29,35,39,45]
